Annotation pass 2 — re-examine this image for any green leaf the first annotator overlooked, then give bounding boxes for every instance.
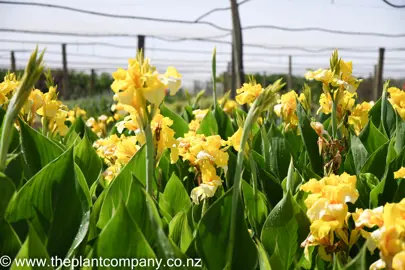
[214,105,234,140]
[74,132,102,187]
[359,120,388,154]
[368,98,381,128]
[160,103,189,138]
[65,116,99,143]
[197,109,218,136]
[97,145,147,229]
[395,112,405,153]
[296,102,323,174]
[19,120,63,177]
[0,173,20,258]
[268,125,292,180]
[356,173,379,209]
[159,173,191,219]
[195,188,258,270]
[96,202,156,267]
[380,88,396,138]
[261,192,297,270]
[257,239,272,270]
[350,136,369,174]
[242,180,269,235]
[168,207,193,253]
[360,142,389,179]
[343,242,367,270]
[11,223,52,270]
[6,147,89,258]
[257,167,283,208]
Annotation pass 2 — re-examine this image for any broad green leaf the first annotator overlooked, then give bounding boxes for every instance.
[197,109,218,136]
[268,125,291,180]
[168,207,193,253]
[98,145,147,228]
[356,174,379,209]
[343,242,368,270]
[359,120,388,154]
[257,167,283,208]
[19,120,63,177]
[159,173,191,218]
[380,89,396,138]
[261,192,299,270]
[242,180,269,235]
[296,102,323,174]
[257,239,272,270]
[160,103,189,138]
[344,149,356,175]
[74,133,102,187]
[11,224,52,270]
[396,112,405,153]
[195,188,258,270]
[0,174,20,258]
[350,136,369,174]
[65,116,99,143]
[360,142,389,179]
[6,148,89,258]
[96,202,156,269]
[368,98,381,128]
[214,105,234,140]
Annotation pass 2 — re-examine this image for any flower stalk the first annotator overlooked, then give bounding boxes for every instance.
[0,48,44,172]
[227,79,283,268]
[212,47,217,110]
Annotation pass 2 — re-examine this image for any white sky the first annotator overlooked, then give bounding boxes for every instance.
[0,0,404,87]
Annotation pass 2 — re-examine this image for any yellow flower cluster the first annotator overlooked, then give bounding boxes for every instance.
[67,106,87,123]
[235,82,263,105]
[300,173,359,261]
[388,87,405,120]
[186,109,208,134]
[176,133,229,204]
[0,73,20,106]
[23,86,69,136]
[353,199,405,270]
[273,90,306,130]
[93,134,140,184]
[86,115,113,138]
[305,57,362,94]
[317,91,356,118]
[218,97,238,114]
[348,101,374,135]
[115,109,178,162]
[111,53,181,122]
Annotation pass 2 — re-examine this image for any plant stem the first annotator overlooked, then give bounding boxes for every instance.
[144,123,154,196]
[212,47,217,110]
[228,105,257,268]
[331,93,338,139]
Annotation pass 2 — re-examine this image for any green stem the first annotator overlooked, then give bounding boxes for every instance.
[0,48,44,172]
[0,113,15,172]
[228,104,258,268]
[144,123,154,196]
[331,97,338,139]
[202,199,208,215]
[212,47,217,110]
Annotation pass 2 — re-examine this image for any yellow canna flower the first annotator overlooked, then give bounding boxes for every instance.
[226,127,243,152]
[111,53,182,120]
[192,109,209,121]
[300,172,358,255]
[348,101,373,135]
[177,132,229,203]
[274,90,301,130]
[0,73,20,106]
[393,251,405,270]
[317,91,356,119]
[394,167,405,179]
[235,82,263,105]
[389,87,405,120]
[218,98,238,114]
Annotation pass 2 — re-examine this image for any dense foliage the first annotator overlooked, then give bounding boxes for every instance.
[1,48,405,270]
